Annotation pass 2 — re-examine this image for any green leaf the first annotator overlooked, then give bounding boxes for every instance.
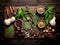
[45,15,52,25]
[44,11,49,19]
[44,6,55,26]
[15,7,27,21]
[26,5,38,26]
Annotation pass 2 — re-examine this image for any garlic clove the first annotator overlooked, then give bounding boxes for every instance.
[8,18,12,22]
[11,17,15,22]
[50,16,56,26]
[4,19,11,25]
[50,21,56,26]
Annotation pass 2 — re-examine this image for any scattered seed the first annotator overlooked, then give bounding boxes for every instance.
[49,27,51,29]
[47,25,50,28]
[43,30,46,32]
[42,35,45,38]
[45,30,49,32]
[26,33,30,37]
[52,29,55,32]
[48,30,51,32]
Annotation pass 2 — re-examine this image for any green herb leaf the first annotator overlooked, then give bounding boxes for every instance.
[23,22,32,31]
[26,5,38,27]
[5,25,14,38]
[15,7,27,21]
[44,6,55,26]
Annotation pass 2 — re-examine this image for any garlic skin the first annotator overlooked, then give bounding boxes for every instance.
[50,16,56,26]
[8,18,12,22]
[4,19,11,25]
[11,17,15,22]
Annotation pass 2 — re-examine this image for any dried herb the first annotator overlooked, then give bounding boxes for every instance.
[5,25,14,37]
[23,22,32,31]
[26,5,38,27]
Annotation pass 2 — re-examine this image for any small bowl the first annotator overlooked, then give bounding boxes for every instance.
[37,5,45,14]
[14,19,24,30]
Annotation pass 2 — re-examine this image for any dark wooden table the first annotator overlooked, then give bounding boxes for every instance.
[0,0,60,45]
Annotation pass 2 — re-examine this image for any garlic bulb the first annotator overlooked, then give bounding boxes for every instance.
[4,16,16,25]
[8,18,12,22]
[11,17,15,22]
[4,19,11,25]
[50,16,56,26]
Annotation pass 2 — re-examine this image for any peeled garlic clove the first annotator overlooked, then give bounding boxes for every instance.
[11,17,15,22]
[4,19,11,25]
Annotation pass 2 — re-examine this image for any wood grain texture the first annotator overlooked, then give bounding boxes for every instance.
[0,0,60,45]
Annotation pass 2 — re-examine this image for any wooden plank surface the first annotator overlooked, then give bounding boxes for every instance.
[0,0,60,45]
[0,0,60,13]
